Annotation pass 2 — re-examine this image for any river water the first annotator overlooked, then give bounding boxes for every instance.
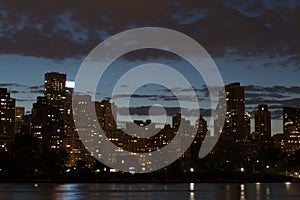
[0,182,299,199]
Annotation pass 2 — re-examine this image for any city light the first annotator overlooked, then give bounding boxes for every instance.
[65,81,75,88]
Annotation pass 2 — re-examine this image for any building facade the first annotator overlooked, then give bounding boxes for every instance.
[0,88,15,152]
[254,104,271,141]
[220,82,250,141]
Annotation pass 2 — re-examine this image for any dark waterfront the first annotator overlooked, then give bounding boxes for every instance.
[0,182,300,200]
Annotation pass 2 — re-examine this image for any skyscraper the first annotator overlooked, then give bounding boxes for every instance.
[221,82,250,141]
[283,107,300,134]
[172,112,181,129]
[95,99,117,131]
[33,73,95,167]
[0,88,15,152]
[32,96,48,139]
[64,91,95,167]
[282,107,300,154]
[254,104,271,141]
[15,106,25,134]
[44,72,67,100]
[44,72,67,149]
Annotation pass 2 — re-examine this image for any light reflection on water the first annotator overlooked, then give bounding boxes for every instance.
[0,182,299,200]
[189,183,195,200]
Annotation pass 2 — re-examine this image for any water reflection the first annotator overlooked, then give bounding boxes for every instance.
[0,182,299,199]
[53,184,83,200]
[240,184,246,200]
[256,182,261,200]
[225,184,231,200]
[189,183,195,200]
[285,182,291,190]
[266,185,271,200]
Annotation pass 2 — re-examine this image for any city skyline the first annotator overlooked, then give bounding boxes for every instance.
[1,71,300,181]
[1,1,300,135]
[0,71,299,137]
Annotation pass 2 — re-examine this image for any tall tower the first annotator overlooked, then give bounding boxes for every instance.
[255,104,271,140]
[31,96,48,139]
[44,72,67,149]
[0,88,15,152]
[172,113,181,129]
[95,99,117,131]
[44,72,67,100]
[222,82,250,141]
[15,106,25,134]
[283,107,300,134]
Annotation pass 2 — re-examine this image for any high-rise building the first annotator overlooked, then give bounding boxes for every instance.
[0,88,15,152]
[71,94,97,166]
[172,112,191,130]
[191,116,208,156]
[44,72,67,100]
[31,72,97,167]
[32,96,48,139]
[254,104,271,141]
[172,112,181,129]
[281,107,300,155]
[195,115,208,138]
[15,106,25,134]
[283,107,300,134]
[221,82,250,141]
[64,90,95,167]
[44,72,67,150]
[95,99,117,131]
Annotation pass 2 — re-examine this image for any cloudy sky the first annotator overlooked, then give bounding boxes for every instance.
[1,0,300,134]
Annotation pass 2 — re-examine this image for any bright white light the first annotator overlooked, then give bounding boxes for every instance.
[65,81,75,88]
[190,168,194,172]
[189,183,195,191]
[241,167,245,172]
[110,168,118,173]
[285,182,291,190]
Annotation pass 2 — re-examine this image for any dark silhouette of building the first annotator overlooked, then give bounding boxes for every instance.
[172,112,191,131]
[0,88,15,152]
[277,107,300,155]
[254,104,271,141]
[190,116,208,157]
[221,82,250,141]
[283,107,300,135]
[195,115,208,141]
[44,72,67,150]
[95,99,117,131]
[14,106,25,134]
[172,112,181,129]
[65,93,95,167]
[32,96,47,139]
[32,73,95,167]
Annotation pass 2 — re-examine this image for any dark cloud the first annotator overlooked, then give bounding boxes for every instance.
[0,83,26,87]
[245,85,300,95]
[0,0,299,66]
[10,90,20,94]
[246,91,287,99]
[16,98,36,102]
[29,89,44,94]
[28,85,44,90]
[117,106,212,117]
[0,83,44,96]
[112,93,203,102]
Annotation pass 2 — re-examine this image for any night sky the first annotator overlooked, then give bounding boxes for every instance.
[1,0,300,134]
